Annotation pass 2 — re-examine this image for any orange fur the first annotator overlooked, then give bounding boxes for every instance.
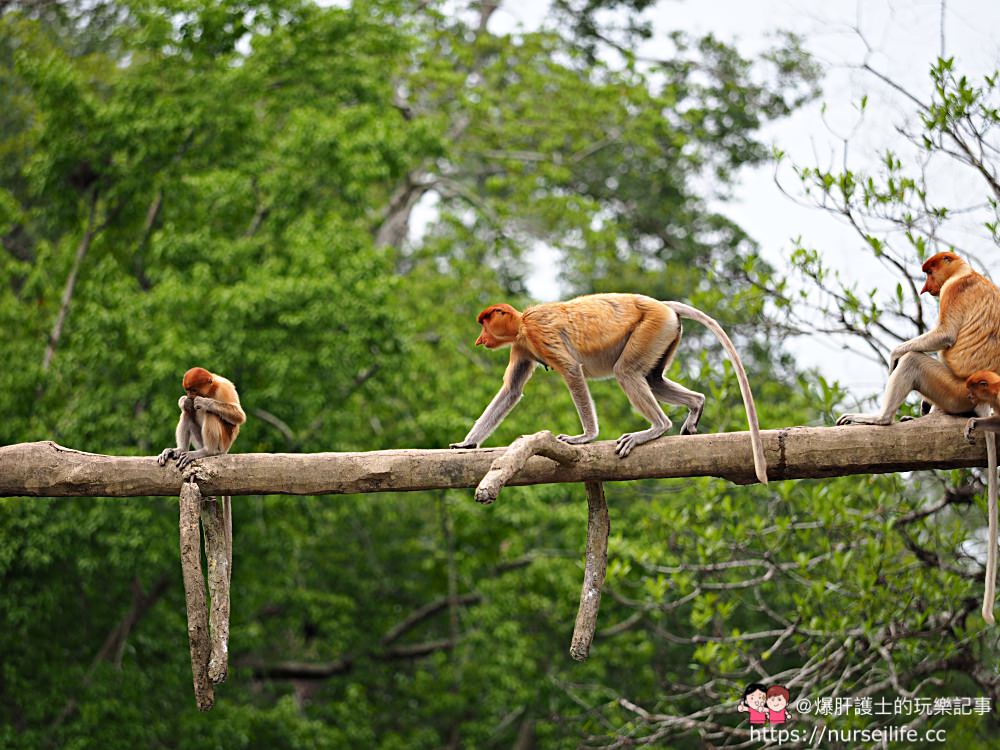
[837,252,1000,622]
[840,252,1000,425]
[159,367,246,469]
[921,255,1000,378]
[480,294,665,378]
[459,293,768,483]
[180,367,245,450]
[182,366,214,393]
[967,370,1000,408]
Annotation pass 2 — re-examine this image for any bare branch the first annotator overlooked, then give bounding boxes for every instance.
[41,187,100,373]
[179,481,213,711]
[569,481,609,661]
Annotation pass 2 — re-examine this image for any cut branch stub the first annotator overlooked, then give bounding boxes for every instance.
[179,481,213,711]
[569,481,610,661]
[474,431,581,504]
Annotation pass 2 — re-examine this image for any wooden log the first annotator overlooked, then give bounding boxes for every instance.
[0,414,990,498]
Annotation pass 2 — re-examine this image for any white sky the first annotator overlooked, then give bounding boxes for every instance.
[489,0,1000,395]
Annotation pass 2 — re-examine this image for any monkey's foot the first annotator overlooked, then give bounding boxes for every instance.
[557,433,597,446]
[679,408,702,435]
[615,426,668,458]
[679,417,700,435]
[449,441,477,449]
[836,413,892,426]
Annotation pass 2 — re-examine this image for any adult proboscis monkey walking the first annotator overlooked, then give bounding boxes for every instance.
[451,293,768,485]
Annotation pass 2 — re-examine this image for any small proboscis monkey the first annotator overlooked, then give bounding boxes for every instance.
[964,370,1000,624]
[837,251,1000,426]
[158,367,246,470]
[159,366,245,685]
[450,293,768,485]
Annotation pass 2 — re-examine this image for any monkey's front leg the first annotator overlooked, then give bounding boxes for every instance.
[966,415,1000,444]
[159,399,198,466]
[556,365,600,446]
[192,396,246,426]
[176,447,220,470]
[450,357,535,448]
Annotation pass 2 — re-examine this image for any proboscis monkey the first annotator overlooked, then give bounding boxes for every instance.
[158,367,246,470]
[837,251,1000,426]
[450,293,768,485]
[159,366,245,683]
[964,369,1000,624]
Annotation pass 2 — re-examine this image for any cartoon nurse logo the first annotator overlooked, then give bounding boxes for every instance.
[737,682,791,726]
[766,685,790,724]
[737,683,768,725]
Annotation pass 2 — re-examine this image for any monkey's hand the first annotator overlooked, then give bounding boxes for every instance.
[157,448,178,466]
[449,440,479,449]
[182,396,196,415]
[836,413,892,426]
[888,347,907,373]
[965,418,979,445]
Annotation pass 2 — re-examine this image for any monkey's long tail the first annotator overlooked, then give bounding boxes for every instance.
[984,433,997,624]
[666,301,768,485]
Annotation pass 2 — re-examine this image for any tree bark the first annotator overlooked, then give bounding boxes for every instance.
[200,496,232,683]
[474,431,581,504]
[178,481,213,711]
[569,481,609,661]
[0,414,991,498]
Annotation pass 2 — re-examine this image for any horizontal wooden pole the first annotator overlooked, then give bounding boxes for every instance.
[0,414,988,498]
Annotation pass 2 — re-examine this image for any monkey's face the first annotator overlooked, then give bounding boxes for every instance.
[969,383,989,404]
[184,379,212,397]
[967,371,1000,403]
[475,318,514,348]
[920,252,961,296]
[474,305,521,348]
[182,366,214,394]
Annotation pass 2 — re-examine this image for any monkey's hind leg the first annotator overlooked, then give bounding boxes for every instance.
[837,353,967,426]
[613,318,675,458]
[649,377,706,435]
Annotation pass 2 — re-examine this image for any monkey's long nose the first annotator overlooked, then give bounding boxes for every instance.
[474,333,487,346]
